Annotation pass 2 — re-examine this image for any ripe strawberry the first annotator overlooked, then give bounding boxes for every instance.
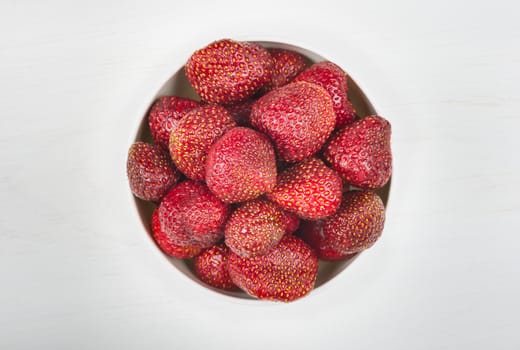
[343,99,357,126]
[250,81,335,162]
[127,142,180,201]
[194,243,236,290]
[169,105,236,180]
[225,98,255,126]
[281,210,300,235]
[148,96,200,149]
[267,157,342,220]
[158,180,229,248]
[294,61,355,127]
[185,39,273,104]
[263,48,307,91]
[206,127,277,203]
[225,199,286,258]
[228,235,318,302]
[150,208,202,258]
[300,191,385,260]
[324,115,392,189]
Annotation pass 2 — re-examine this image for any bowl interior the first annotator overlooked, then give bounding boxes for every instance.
[132,41,391,299]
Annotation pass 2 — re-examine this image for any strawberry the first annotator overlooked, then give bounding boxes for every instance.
[194,243,236,290]
[225,98,255,126]
[127,142,180,201]
[300,191,385,260]
[158,180,229,248]
[151,208,202,258]
[185,39,273,104]
[228,235,318,302]
[206,127,277,203]
[148,96,200,149]
[267,157,342,220]
[224,199,286,258]
[281,210,300,235]
[343,99,356,126]
[294,61,355,127]
[250,81,335,162]
[169,105,236,180]
[324,115,392,189]
[263,48,307,91]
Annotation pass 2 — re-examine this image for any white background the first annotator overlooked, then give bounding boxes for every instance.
[1,0,519,349]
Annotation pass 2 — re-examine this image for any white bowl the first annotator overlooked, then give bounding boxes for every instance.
[130,40,391,301]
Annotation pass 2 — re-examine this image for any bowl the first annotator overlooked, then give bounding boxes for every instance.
[131,40,391,300]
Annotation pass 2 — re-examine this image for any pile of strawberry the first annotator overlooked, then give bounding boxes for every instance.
[127,39,392,302]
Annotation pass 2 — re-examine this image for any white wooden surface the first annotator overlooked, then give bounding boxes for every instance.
[1,1,519,349]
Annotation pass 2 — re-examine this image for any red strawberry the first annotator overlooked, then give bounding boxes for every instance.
[206,127,277,203]
[169,105,236,180]
[228,235,318,302]
[158,180,229,248]
[151,208,202,258]
[281,210,300,235]
[263,49,307,91]
[268,157,342,220]
[225,199,286,258]
[225,98,255,126]
[185,39,273,104]
[300,191,385,260]
[251,81,335,162]
[148,96,200,149]
[324,115,392,189]
[343,99,356,126]
[294,61,355,127]
[194,243,236,290]
[127,142,180,201]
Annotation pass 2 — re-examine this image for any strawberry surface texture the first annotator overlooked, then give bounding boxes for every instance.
[224,199,286,258]
[263,48,307,91]
[127,142,180,201]
[294,61,355,127]
[228,235,319,302]
[169,105,236,181]
[151,209,202,259]
[268,157,343,219]
[148,96,200,149]
[158,180,229,248]
[301,191,385,260]
[185,39,273,104]
[251,81,336,162]
[205,127,277,203]
[324,115,392,189]
[194,243,236,290]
